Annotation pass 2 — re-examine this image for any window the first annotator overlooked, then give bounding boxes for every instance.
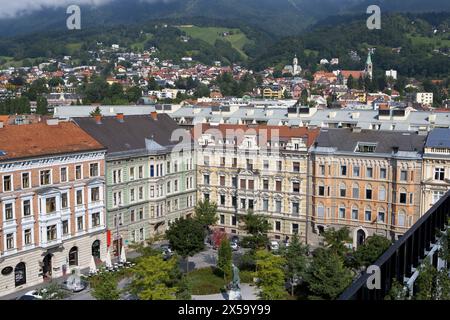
[365,208,372,221]
[77,216,83,231]
[22,173,30,189]
[150,165,155,177]
[91,187,100,202]
[47,225,57,241]
[246,159,253,171]
[232,196,237,208]
[263,160,269,170]
[275,200,282,213]
[167,181,171,194]
[5,203,13,220]
[432,191,445,204]
[248,180,254,190]
[356,143,377,153]
[276,180,282,192]
[378,209,385,223]
[366,167,373,178]
[113,169,122,183]
[352,184,359,198]
[352,207,359,220]
[139,228,144,241]
[435,167,445,181]
[92,212,101,227]
[339,184,346,197]
[379,186,386,201]
[221,157,226,166]
[90,163,99,177]
[62,220,69,235]
[6,233,14,250]
[61,193,68,209]
[292,224,299,235]
[292,202,299,215]
[113,191,122,207]
[339,207,346,219]
[232,158,237,168]
[275,221,281,231]
[263,199,269,211]
[293,182,300,193]
[240,179,246,189]
[204,174,210,185]
[277,161,282,171]
[138,166,144,179]
[220,176,225,186]
[340,165,347,176]
[263,179,269,190]
[46,197,56,213]
[232,176,237,188]
[23,200,31,217]
[40,170,51,185]
[220,194,226,206]
[293,162,300,172]
[366,185,372,200]
[174,180,178,192]
[397,212,406,227]
[3,175,12,191]
[248,199,254,210]
[76,190,83,205]
[139,208,143,220]
[317,204,325,218]
[139,187,144,200]
[203,156,210,166]
[400,170,407,181]
[380,168,387,179]
[399,190,407,204]
[60,167,68,183]
[353,166,360,177]
[240,198,246,209]
[130,188,135,202]
[24,229,32,245]
[318,183,325,196]
[220,215,225,225]
[75,165,82,180]
[319,165,325,175]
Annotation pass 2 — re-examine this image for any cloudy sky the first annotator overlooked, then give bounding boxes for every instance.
[0,0,172,18]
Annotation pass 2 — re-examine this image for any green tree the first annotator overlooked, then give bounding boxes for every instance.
[166,218,205,273]
[255,250,287,300]
[347,75,355,89]
[322,227,351,257]
[306,248,353,300]
[130,255,178,300]
[36,97,48,115]
[89,106,102,117]
[353,235,391,268]
[283,234,309,296]
[415,260,438,300]
[217,239,233,282]
[240,210,270,249]
[91,273,120,300]
[194,200,218,229]
[385,279,408,300]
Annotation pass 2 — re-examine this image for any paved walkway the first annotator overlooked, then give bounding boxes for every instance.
[192,284,260,301]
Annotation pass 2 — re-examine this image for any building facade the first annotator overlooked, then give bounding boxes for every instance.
[195,124,319,242]
[421,128,450,214]
[309,128,426,248]
[0,120,107,296]
[74,113,196,256]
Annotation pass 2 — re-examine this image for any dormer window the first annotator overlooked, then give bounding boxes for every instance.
[355,143,377,153]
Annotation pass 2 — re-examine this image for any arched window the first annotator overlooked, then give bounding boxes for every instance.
[351,206,359,220]
[365,206,372,221]
[317,203,325,218]
[379,186,386,201]
[377,208,385,223]
[15,262,26,287]
[399,188,407,204]
[338,205,346,219]
[339,183,346,197]
[398,210,406,227]
[365,184,373,200]
[92,240,100,259]
[69,246,78,266]
[352,184,359,198]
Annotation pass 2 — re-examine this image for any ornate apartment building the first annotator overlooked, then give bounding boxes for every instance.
[421,129,450,213]
[0,120,107,296]
[74,113,196,256]
[195,124,319,242]
[309,128,426,248]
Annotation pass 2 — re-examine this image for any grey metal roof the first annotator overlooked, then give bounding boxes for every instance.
[72,114,183,155]
[426,128,450,148]
[312,129,426,155]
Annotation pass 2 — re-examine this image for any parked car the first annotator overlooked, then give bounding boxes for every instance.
[230,236,240,244]
[17,290,43,300]
[160,244,174,260]
[230,242,239,251]
[269,240,280,251]
[61,279,87,293]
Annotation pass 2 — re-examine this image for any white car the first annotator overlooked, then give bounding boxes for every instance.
[230,242,239,251]
[270,241,280,251]
[18,290,43,300]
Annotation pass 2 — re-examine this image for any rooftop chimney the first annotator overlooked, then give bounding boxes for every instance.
[116,113,124,123]
[151,111,158,121]
[94,114,102,125]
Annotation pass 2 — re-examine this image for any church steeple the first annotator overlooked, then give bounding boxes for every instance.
[365,51,373,80]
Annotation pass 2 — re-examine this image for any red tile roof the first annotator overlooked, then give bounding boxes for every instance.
[0,122,105,161]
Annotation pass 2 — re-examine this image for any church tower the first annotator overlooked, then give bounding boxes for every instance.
[292,54,301,75]
[365,51,373,80]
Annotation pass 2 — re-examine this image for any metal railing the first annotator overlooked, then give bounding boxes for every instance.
[339,191,450,300]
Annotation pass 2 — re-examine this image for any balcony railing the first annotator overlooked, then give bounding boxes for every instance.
[339,190,450,300]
